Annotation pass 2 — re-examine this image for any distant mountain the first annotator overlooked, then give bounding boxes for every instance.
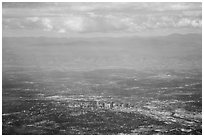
[3,33,202,72]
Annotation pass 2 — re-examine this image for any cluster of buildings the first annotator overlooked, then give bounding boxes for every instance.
[66,100,136,111]
[96,101,134,110]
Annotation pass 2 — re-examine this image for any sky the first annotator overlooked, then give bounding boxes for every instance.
[2,2,202,37]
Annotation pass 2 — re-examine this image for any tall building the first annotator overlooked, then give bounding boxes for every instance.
[110,102,114,109]
[105,102,111,109]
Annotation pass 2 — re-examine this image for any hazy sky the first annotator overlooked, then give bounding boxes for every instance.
[2,2,202,37]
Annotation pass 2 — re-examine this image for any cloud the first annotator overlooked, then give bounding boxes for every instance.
[182,10,202,17]
[26,17,40,22]
[168,3,193,10]
[63,16,85,32]
[41,18,53,31]
[191,20,202,27]
[2,2,202,36]
[57,28,66,33]
[69,5,96,12]
[176,18,202,28]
